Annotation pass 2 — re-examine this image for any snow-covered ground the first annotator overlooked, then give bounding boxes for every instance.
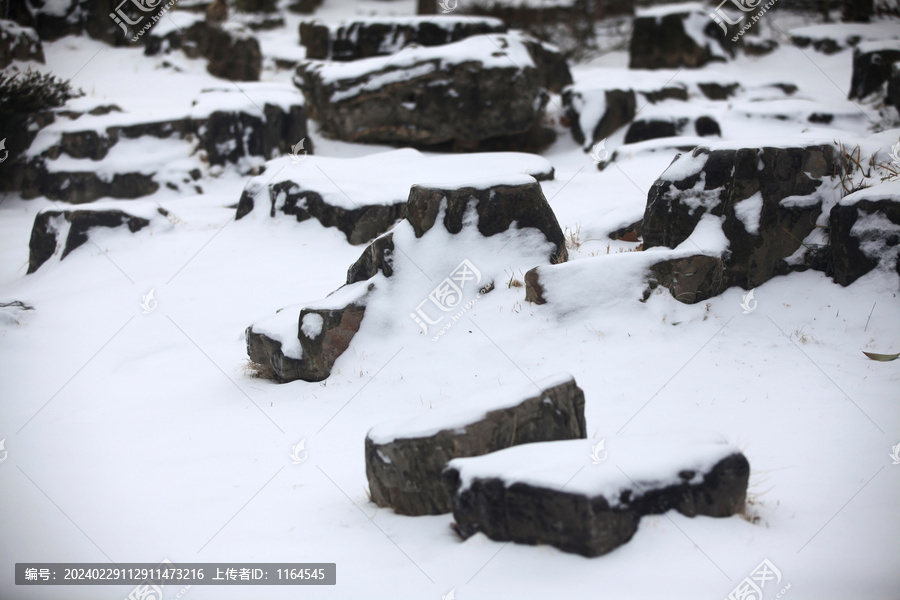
[1,2,899,600]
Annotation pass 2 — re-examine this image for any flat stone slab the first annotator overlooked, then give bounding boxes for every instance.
[235,149,555,245]
[365,374,587,516]
[444,433,749,557]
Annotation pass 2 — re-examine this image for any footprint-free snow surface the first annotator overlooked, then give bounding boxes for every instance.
[1,3,899,600]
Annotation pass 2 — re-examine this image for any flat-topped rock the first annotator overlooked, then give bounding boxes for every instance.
[245,174,569,383]
[629,2,736,70]
[0,19,44,68]
[235,149,555,245]
[849,39,900,100]
[27,203,171,273]
[830,180,900,286]
[300,16,507,61]
[294,31,568,150]
[365,374,586,516]
[444,433,749,557]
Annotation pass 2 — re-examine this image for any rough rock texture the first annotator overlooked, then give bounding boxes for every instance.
[245,173,568,383]
[246,283,371,383]
[629,5,736,70]
[645,254,726,304]
[849,41,900,100]
[17,0,128,46]
[0,19,44,67]
[234,149,554,245]
[407,179,568,264]
[14,86,307,202]
[239,180,407,245]
[146,20,262,81]
[444,439,749,557]
[624,115,720,144]
[27,208,155,273]
[295,32,566,150]
[643,144,838,290]
[299,16,507,61]
[365,376,587,516]
[830,183,900,286]
[562,85,690,148]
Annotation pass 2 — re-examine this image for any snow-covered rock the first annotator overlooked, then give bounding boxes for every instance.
[629,2,737,70]
[294,31,568,150]
[234,149,555,245]
[0,19,44,68]
[245,175,568,382]
[849,39,900,100]
[444,433,749,557]
[831,180,900,286]
[299,15,506,61]
[365,374,586,516]
[27,202,172,273]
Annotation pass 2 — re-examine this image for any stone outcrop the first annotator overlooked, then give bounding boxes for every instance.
[629,3,736,70]
[0,19,44,68]
[365,375,586,516]
[848,40,900,100]
[444,434,749,557]
[299,16,506,61]
[294,32,568,150]
[830,181,900,286]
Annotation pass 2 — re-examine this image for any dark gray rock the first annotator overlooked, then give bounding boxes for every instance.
[28,171,159,204]
[444,437,749,557]
[365,375,587,516]
[300,16,507,62]
[294,32,560,150]
[346,233,394,284]
[830,183,900,286]
[246,283,371,383]
[27,208,156,273]
[235,150,554,245]
[624,115,720,144]
[849,41,900,100]
[643,143,838,290]
[407,178,568,264]
[697,82,739,100]
[146,20,262,81]
[645,254,726,304]
[629,5,736,70]
[0,19,44,67]
[888,63,900,114]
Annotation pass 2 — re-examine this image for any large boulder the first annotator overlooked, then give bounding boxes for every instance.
[299,16,507,61]
[294,32,565,150]
[629,2,736,70]
[830,180,900,286]
[234,149,555,245]
[27,204,169,273]
[444,433,749,557]
[245,174,568,383]
[0,19,44,68]
[849,39,900,100]
[145,17,262,81]
[365,375,586,516]
[642,143,839,291]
